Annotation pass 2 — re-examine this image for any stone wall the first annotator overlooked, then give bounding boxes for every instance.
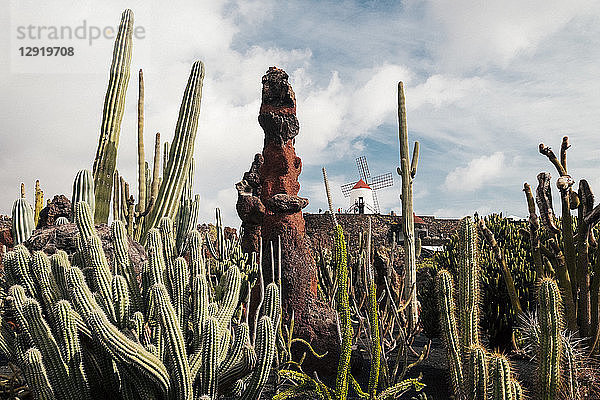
[304,213,460,268]
[305,213,403,252]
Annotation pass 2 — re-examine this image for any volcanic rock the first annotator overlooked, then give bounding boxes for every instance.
[37,195,71,228]
[23,223,146,276]
[264,194,308,214]
[236,154,265,254]
[239,66,338,376]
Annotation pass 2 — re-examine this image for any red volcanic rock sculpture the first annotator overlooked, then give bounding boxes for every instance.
[236,67,337,373]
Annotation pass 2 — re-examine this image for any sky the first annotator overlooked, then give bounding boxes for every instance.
[1,0,600,228]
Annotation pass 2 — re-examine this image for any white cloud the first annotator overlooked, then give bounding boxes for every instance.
[426,0,600,71]
[2,0,600,227]
[444,152,505,192]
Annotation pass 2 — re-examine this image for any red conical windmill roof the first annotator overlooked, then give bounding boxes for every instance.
[413,213,425,225]
[351,179,371,190]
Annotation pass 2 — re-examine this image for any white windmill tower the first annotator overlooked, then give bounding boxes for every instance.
[341,156,394,214]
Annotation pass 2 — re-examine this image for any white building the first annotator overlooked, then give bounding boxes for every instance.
[347,179,376,214]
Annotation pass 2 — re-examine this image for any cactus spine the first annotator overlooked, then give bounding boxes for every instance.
[93,9,134,223]
[538,278,562,400]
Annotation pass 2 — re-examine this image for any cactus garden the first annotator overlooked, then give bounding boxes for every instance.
[3,4,600,400]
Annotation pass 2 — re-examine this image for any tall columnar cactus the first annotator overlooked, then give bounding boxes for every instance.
[34,180,44,227]
[22,348,55,400]
[489,353,517,400]
[367,259,381,400]
[137,69,146,218]
[11,197,35,244]
[435,270,463,399]
[467,345,488,400]
[141,61,205,242]
[151,132,161,204]
[322,167,337,226]
[436,217,523,399]
[240,316,276,400]
[92,9,134,223]
[334,224,352,400]
[72,169,96,222]
[457,217,479,359]
[397,81,420,331]
[538,278,562,400]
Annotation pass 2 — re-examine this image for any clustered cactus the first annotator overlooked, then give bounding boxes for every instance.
[436,216,523,400]
[524,137,600,346]
[0,201,277,399]
[278,219,425,400]
[435,213,536,348]
[89,9,204,248]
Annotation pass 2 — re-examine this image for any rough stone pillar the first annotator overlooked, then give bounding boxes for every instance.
[236,67,338,375]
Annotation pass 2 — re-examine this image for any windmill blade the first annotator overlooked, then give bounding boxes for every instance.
[370,173,393,191]
[356,156,371,181]
[372,189,381,214]
[341,182,356,198]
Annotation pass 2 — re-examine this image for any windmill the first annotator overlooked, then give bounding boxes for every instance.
[340,156,394,213]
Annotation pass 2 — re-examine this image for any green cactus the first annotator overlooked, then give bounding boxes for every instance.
[112,275,130,329]
[367,261,381,399]
[457,216,480,358]
[92,9,134,224]
[141,61,205,242]
[538,277,562,400]
[150,284,191,400]
[240,315,276,400]
[436,217,524,400]
[489,353,515,400]
[200,317,219,400]
[189,230,205,277]
[22,348,55,400]
[334,224,352,400]
[12,197,35,245]
[466,345,488,400]
[435,270,463,399]
[72,169,95,222]
[511,379,523,400]
[434,213,537,349]
[55,216,70,226]
[192,273,210,351]
[4,245,38,298]
[34,180,44,228]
